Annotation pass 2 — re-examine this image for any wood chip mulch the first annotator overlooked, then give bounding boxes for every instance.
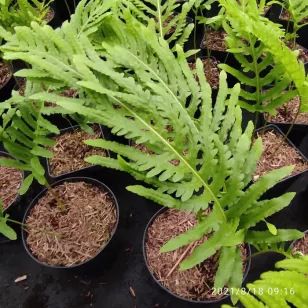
[188,58,220,89]
[201,28,227,52]
[145,209,247,301]
[254,129,308,181]
[0,162,23,210]
[0,60,12,89]
[265,93,308,124]
[26,181,117,267]
[48,125,107,176]
[292,234,308,255]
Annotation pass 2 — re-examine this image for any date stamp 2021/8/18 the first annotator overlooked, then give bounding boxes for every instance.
[212,287,295,296]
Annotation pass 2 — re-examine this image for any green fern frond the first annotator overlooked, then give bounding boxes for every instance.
[117,0,196,49]
[281,0,308,27]
[0,81,59,192]
[225,256,308,308]
[217,0,308,113]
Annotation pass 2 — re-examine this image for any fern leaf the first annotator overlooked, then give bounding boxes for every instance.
[245,229,304,244]
[214,246,237,289]
[160,210,221,253]
[239,192,296,229]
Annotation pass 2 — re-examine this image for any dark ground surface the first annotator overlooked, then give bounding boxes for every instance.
[1,3,308,307]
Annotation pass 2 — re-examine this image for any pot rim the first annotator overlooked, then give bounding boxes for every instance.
[255,124,308,183]
[142,207,252,304]
[21,176,119,269]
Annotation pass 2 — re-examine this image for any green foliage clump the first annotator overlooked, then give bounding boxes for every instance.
[0,0,303,299]
[116,0,196,49]
[222,255,308,307]
[216,0,308,114]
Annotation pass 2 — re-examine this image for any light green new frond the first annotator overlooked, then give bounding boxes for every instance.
[245,229,304,244]
[229,256,308,308]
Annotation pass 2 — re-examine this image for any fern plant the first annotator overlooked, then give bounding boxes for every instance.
[276,0,308,27]
[215,0,308,120]
[0,81,60,193]
[0,0,53,32]
[0,2,303,299]
[115,0,196,51]
[222,255,308,307]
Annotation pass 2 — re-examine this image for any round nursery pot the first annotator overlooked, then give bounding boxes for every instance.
[0,151,24,221]
[0,61,15,102]
[255,124,308,198]
[21,177,119,270]
[46,124,111,180]
[143,207,252,304]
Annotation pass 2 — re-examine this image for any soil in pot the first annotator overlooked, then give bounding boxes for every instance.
[48,125,107,176]
[265,93,308,124]
[0,162,23,211]
[253,129,308,181]
[0,60,13,90]
[188,58,220,89]
[280,9,308,24]
[292,233,308,255]
[201,28,227,52]
[145,209,248,301]
[25,181,117,266]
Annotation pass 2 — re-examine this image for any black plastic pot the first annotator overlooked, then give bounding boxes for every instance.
[46,124,111,180]
[259,80,308,148]
[143,207,252,305]
[45,7,61,29]
[265,3,283,23]
[255,125,308,200]
[0,62,15,102]
[21,176,119,270]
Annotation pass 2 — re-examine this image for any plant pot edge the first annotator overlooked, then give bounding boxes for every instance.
[142,206,252,304]
[21,176,120,269]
